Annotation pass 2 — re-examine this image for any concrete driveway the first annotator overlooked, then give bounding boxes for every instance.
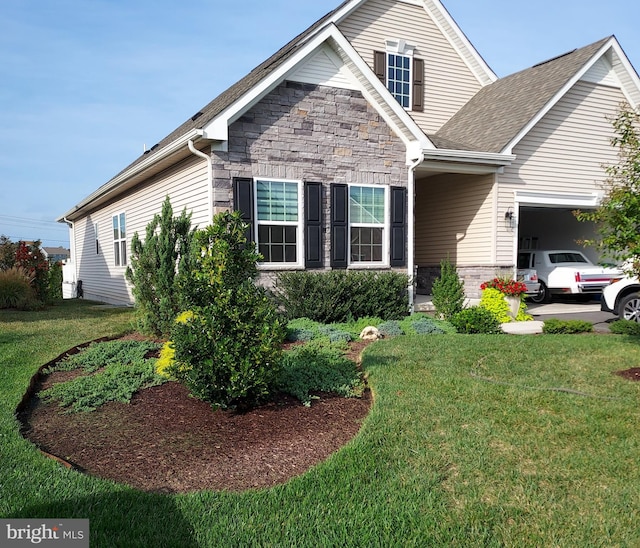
[526,298,617,333]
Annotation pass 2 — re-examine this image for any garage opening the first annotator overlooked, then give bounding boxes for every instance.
[517,206,602,264]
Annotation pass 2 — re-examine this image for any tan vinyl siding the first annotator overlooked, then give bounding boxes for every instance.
[415,172,495,266]
[496,81,625,263]
[73,155,209,305]
[339,0,484,133]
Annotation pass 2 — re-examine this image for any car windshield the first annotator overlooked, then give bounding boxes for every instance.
[549,252,588,264]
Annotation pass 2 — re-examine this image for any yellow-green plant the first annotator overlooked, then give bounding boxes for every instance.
[480,288,533,323]
[155,342,175,378]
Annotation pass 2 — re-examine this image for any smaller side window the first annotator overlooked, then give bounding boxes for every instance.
[94,222,99,255]
[112,213,127,266]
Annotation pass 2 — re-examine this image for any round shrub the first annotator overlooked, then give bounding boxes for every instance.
[378,320,404,337]
[169,282,286,409]
[451,306,502,334]
[318,325,352,343]
[609,319,640,336]
[411,317,445,335]
[542,318,593,334]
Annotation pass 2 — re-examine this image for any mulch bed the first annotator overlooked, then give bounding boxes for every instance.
[17,340,373,494]
[614,367,640,381]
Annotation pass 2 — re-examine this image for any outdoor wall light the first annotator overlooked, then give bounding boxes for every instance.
[504,208,516,230]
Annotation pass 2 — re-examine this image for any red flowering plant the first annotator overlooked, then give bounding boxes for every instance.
[480,276,527,298]
[15,241,49,302]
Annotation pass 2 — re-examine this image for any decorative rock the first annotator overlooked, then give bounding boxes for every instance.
[360,326,382,340]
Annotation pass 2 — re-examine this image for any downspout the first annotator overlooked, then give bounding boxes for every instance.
[187,140,214,222]
[407,152,424,313]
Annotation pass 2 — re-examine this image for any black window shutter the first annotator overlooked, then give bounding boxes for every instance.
[305,182,323,268]
[374,51,386,84]
[412,58,424,112]
[232,177,254,243]
[330,184,348,269]
[390,186,407,267]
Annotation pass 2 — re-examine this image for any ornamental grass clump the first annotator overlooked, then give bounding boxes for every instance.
[0,266,37,310]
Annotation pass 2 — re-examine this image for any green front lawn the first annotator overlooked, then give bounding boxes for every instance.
[1,300,640,546]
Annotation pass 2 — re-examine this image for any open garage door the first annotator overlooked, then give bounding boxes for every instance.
[517,207,602,263]
[514,191,603,264]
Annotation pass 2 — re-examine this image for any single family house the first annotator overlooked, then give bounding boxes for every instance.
[57,0,640,307]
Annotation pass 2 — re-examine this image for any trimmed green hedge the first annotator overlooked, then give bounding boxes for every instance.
[272,270,410,323]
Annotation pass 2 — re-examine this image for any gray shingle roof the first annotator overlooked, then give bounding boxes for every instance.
[434,37,612,153]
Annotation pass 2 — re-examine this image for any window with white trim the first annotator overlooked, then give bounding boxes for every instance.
[255,179,302,265]
[374,39,423,112]
[112,213,126,266]
[349,185,387,263]
[387,53,412,108]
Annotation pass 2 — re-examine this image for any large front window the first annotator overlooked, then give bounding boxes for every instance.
[349,185,386,263]
[256,179,301,264]
[112,213,126,266]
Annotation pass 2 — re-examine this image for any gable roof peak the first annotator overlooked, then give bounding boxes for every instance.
[435,36,626,154]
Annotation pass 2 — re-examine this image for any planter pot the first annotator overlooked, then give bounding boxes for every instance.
[505,296,521,319]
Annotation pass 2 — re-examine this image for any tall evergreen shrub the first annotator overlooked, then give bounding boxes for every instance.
[170,211,286,409]
[126,196,193,337]
[431,257,465,320]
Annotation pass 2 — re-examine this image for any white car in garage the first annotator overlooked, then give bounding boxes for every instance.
[601,276,640,322]
[518,249,622,303]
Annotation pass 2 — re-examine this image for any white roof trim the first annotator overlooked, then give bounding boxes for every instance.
[203,24,432,151]
[503,37,640,154]
[514,189,602,208]
[423,0,497,86]
[608,38,640,107]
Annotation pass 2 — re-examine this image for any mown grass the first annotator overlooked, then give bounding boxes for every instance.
[2,300,640,546]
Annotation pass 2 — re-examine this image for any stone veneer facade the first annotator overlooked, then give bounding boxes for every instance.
[209,81,409,280]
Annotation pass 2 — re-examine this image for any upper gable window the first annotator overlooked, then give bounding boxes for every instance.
[374,39,423,112]
[387,53,411,108]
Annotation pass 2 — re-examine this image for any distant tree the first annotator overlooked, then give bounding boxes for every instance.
[126,196,194,337]
[0,235,17,270]
[575,104,640,278]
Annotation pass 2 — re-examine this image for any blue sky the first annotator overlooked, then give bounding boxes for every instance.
[2,0,639,248]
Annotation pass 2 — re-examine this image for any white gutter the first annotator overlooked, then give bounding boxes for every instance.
[62,217,74,259]
[407,152,424,313]
[187,140,214,222]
